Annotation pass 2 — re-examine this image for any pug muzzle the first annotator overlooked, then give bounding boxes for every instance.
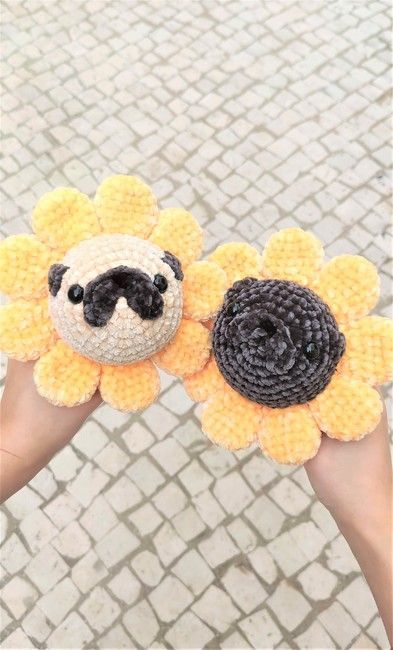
[49,263,165,327]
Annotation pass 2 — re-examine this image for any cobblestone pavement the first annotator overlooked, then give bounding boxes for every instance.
[1,1,392,648]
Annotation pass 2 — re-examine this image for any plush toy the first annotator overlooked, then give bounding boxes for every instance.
[184,228,393,464]
[0,175,226,411]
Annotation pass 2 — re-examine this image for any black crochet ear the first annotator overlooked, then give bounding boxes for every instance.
[162,251,183,281]
[48,263,69,296]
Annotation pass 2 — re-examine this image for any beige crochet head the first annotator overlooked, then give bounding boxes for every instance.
[50,234,183,365]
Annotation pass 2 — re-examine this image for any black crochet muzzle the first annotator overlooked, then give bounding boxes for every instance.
[213,278,345,408]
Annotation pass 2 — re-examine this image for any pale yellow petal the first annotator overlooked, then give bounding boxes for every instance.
[338,316,393,385]
[0,234,59,300]
[149,208,203,268]
[0,298,56,361]
[309,375,382,441]
[183,261,227,320]
[34,340,100,407]
[202,385,263,450]
[258,405,321,465]
[94,175,158,238]
[153,318,211,377]
[32,187,100,253]
[100,360,160,412]
[184,355,227,402]
[262,227,323,285]
[316,255,380,323]
[209,242,262,285]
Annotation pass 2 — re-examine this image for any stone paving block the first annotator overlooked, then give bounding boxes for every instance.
[0,533,31,575]
[80,494,118,541]
[245,495,285,541]
[213,471,254,515]
[46,612,94,649]
[269,477,310,516]
[294,620,335,649]
[104,476,143,514]
[198,525,239,568]
[221,564,267,614]
[297,561,338,601]
[192,585,240,633]
[172,549,215,596]
[153,522,187,567]
[97,624,136,649]
[51,520,91,560]
[131,550,164,587]
[71,549,108,595]
[80,586,121,634]
[148,575,194,623]
[2,575,38,619]
[123,599,159,647]
[238,609,283,649]
[37,577,80,626]
[165,611,214,648]
[95,522,139,568]
[319,602,362,648]
[337,575,379,627]
[21,605,52,644]
[149,438,190,476]
[122,421,155,455]
[267,580,312,633]
[128,503,163,537]
[24,544,69,594]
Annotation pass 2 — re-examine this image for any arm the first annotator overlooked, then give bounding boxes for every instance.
[0,358,101,502]
[306,399,392,645]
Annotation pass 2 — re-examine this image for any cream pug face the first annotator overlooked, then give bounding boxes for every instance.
[48,234,183,365]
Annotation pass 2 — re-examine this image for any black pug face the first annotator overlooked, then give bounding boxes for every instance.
[213,277,346,408]
[48,234,184,365]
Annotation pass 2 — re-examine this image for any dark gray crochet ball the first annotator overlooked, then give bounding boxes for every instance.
[213,278,346,408]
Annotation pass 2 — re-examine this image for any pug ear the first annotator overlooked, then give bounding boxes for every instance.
[162,251,183,281]
[48,263,69,296]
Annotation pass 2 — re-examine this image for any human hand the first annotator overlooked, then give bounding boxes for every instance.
[305,397,392,644]
[0,358,101,502]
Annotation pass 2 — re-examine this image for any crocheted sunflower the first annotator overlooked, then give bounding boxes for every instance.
[0,175,225,411]
[184,228,393,464]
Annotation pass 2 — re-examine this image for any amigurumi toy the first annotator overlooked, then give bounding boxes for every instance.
[183,228,393,464]
[0,175,227,412]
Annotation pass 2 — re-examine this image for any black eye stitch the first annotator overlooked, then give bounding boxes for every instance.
[153,274,168,293]
[48,263,69,297]
[162,251,183,281]
[304,342,320,361]
[68,284,84,304]
[213,278,346,408]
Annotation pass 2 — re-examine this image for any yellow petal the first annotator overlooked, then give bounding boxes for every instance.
[338,316,393,385]
[183,261,227,321]
[149,208,203,268]
[34,340,100,407]
[209,242,262,285]
[0,298,56,361]
[0,235,59,300]
[153,318,211,377]
[100,360,160,412]
[316,255,379,323]
[258,405,321,465]
[262,227,323,285]
[32,187,100,253]
[309,375,382,441]
[184,355,227,402]
[202,385,263,450]
[94,175,158,238]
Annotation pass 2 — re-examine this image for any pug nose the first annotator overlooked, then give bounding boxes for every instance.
[83,265,164,327]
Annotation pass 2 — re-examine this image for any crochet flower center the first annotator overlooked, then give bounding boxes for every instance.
[49,234,183,365]
[213,278,346,408]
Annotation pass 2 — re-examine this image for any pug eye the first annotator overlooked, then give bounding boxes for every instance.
[304,342,320,361]
[227,302,241,317]
[68,284,84,304]
[153,274,168,294]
